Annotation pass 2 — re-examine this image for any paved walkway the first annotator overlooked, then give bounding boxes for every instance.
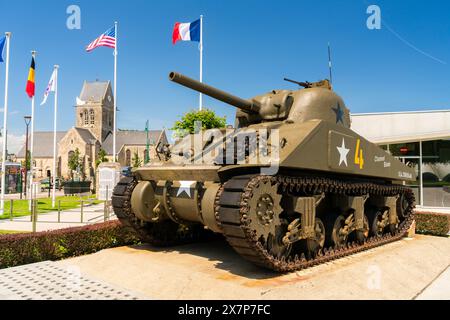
[0,261,143,300]
[0,203,115,232]
[0,234,448,299]
[56,234,450,300]
[415,264,450,300]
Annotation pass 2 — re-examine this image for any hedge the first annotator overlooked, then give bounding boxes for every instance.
[0,221,140,269]
[415,212,450,237]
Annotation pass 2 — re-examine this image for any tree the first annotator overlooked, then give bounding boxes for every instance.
[21,150,31,171]
[132,150,142,168]
[172,108,226,138]
[68,148,82,180]
[95,148,108,168]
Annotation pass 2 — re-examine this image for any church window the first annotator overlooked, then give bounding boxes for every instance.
[126,149,131,166]
[68,151,75,171]
[84,110,89,126]
[90,109,95,125]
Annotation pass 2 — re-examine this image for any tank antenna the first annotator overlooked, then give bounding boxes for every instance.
[328,42,333,85]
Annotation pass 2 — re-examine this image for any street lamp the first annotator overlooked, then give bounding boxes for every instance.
[23,116,31,198]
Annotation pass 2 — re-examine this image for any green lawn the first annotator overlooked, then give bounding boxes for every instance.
[0,230,27,234]
[0,196,103,219]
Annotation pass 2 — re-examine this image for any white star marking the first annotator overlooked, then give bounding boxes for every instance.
[176,181,196,197]
[336,138,350,167]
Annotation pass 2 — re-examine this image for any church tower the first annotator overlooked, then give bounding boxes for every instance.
[75,80,114,142]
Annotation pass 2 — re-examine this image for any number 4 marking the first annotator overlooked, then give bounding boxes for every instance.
[355,139,364,169]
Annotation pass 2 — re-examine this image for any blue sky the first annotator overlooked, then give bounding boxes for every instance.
[1,0,450,151]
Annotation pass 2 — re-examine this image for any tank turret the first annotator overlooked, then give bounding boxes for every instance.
[169,71,351,128]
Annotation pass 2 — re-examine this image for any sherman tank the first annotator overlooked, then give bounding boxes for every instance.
[112,71,416,272]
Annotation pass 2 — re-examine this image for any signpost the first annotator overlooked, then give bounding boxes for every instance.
[97,162,121,201]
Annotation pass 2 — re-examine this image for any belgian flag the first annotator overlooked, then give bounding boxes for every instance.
[25,57,35,98]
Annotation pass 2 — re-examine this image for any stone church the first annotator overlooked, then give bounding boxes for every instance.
[16,80,168,180]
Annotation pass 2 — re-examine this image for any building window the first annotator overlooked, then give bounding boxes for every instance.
[90,109,95,125]
[84,110,89,126]
[387,140,450,208]
[126,149,131,166]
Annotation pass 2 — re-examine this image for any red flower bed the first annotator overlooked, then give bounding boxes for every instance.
[415,211,450,237]
[0,221,140,269]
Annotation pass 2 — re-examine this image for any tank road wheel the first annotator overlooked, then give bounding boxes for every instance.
[247,179,292,259]
[397,194,409,220]
[330,215,348,248]
[388,222,399,236]
[368,209,389,237]
[354,215,370,244]
[266,221,292,259]
[305,218,326,258]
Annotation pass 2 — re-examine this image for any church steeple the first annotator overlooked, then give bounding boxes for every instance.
[75,80,114,142]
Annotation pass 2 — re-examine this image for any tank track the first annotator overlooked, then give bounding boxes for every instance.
[112,176,210,246]
[216,174,415,272]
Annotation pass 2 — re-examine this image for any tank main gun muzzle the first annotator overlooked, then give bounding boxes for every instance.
[169,72,261,114]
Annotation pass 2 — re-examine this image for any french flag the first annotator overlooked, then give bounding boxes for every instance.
[172,19,200,44]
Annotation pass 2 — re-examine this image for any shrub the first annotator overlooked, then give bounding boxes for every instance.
[172,108,226,138]
[415,212,450,237]
[0,221,140,269]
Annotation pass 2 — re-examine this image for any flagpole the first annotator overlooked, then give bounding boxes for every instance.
[29,50,36,211]
[199,15,203,111]
[0,32,11,214]
[328,42,333,85]
[51,65,59,208]
[113,21,118,162]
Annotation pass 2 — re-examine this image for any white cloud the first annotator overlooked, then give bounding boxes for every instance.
[0,108,19,115]
[0,134,26,154]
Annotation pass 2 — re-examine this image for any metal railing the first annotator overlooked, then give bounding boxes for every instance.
[2,197,113,233]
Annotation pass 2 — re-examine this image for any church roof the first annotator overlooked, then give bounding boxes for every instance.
[16,131,66,158]
[79,80,111,103]
[102,130,167,155]
[73,127,97,143]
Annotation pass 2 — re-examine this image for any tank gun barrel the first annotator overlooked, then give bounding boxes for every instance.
[169,72,261,113]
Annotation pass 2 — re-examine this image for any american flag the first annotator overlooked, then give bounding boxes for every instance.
[86,26,116,52]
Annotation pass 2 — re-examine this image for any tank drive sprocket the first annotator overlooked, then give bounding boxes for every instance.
[216,174,415,272]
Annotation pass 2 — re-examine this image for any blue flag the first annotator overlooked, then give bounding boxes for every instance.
[0,36,5,63]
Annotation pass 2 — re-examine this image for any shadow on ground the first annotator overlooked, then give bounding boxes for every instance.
[129,236,281,280]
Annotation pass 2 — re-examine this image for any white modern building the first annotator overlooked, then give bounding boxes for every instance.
[352,109,450,209]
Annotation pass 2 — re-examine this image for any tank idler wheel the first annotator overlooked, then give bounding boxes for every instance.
[305,218,326,258]
[354,215,370,244]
